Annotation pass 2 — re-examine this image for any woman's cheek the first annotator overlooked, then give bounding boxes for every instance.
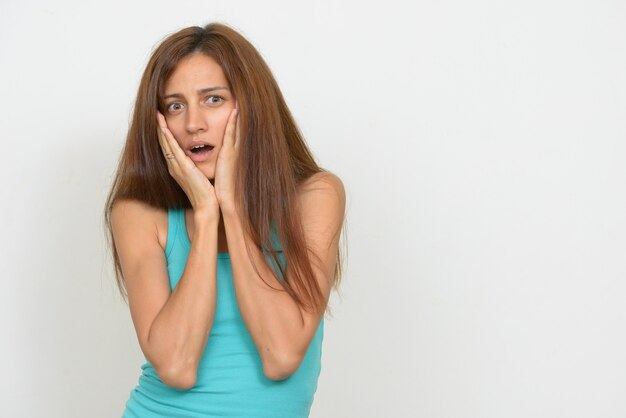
[168,126,183,144]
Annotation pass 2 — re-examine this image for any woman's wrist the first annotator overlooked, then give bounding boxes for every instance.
[193,208,220,228]
[218,200,238,217]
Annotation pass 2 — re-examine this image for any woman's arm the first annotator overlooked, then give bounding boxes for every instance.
[112,200,219,389]
[222,172,346,380]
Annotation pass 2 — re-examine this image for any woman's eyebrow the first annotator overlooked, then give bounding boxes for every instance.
[163,86,229,100]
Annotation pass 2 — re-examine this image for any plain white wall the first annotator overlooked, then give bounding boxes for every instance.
[1,0,625,417]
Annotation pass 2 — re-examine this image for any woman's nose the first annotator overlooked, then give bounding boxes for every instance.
[185,104,207,134]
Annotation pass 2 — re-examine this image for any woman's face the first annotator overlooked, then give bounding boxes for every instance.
[161,52,236,180]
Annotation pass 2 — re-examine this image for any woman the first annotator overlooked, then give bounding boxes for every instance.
[103,22,347,417]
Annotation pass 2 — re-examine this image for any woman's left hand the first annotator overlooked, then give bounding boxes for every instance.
[214,107,240,214]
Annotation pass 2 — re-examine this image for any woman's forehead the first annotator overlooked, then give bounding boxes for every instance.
[165,54,228,93]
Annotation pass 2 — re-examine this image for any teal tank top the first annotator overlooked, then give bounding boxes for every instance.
[122,207,325,417]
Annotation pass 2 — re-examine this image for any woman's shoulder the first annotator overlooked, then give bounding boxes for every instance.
[111,198,169,252]
[296,172,346,228]
[297,171,345,202]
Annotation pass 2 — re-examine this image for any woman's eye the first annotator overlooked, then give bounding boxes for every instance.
[206,95,224,104]
[167,103,184,113]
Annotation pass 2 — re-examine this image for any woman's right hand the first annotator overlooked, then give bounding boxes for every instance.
[156,111,220,218]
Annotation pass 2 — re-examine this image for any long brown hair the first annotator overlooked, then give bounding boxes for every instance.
[103,22,345,317]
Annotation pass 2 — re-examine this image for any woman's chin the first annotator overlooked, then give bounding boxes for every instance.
[197,166,215,180]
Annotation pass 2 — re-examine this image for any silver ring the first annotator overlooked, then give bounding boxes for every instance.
[165,153,175,159]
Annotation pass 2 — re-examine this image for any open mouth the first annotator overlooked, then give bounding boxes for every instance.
[190,144,215,154]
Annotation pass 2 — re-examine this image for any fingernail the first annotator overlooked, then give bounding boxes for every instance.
[234,108,239,117]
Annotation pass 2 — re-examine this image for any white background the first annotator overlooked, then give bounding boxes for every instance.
[1,1,625,417]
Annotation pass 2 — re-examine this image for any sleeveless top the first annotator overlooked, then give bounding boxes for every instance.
[121,207,325,418]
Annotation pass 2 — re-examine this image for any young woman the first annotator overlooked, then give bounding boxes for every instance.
[103,22,346,417]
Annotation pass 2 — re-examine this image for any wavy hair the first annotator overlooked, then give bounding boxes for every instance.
[103,22,345,317]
